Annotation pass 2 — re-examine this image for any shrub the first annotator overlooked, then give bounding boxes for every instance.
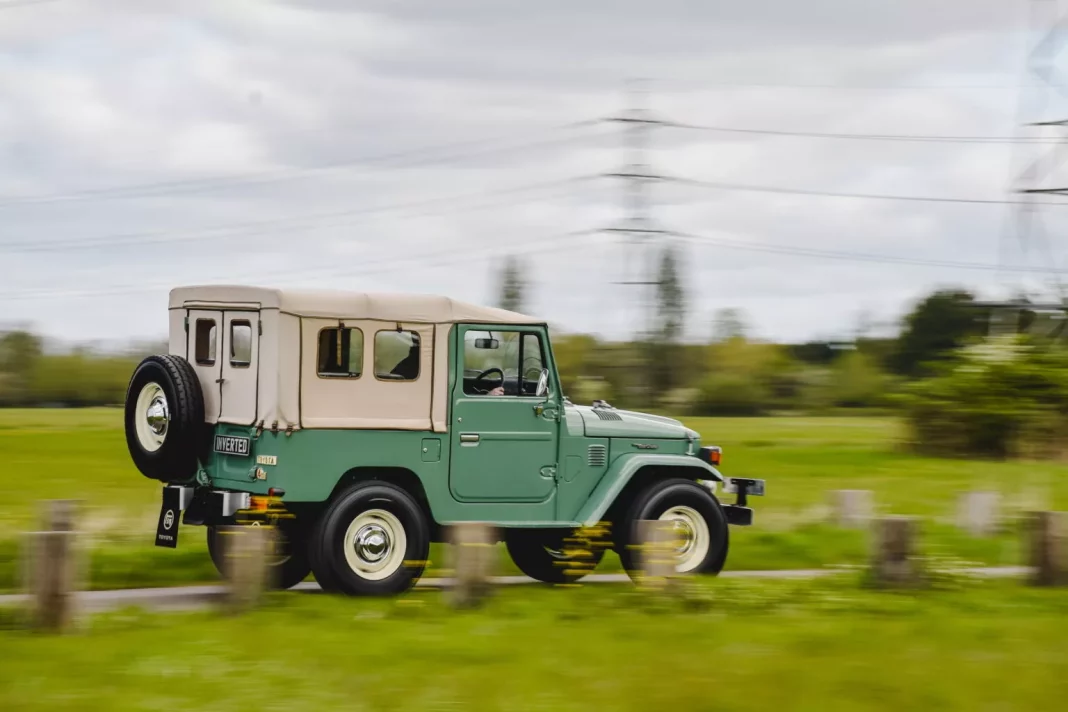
[899,336,1068,458]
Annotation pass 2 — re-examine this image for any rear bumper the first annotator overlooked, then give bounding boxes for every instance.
[171,485,251,527]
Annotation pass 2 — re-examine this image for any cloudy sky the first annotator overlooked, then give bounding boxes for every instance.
[2,0,1067,347]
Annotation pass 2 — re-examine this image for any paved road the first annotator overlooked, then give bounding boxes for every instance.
[0,567,1030,613]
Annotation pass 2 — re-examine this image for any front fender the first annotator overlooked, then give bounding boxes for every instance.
[574,453,723,528]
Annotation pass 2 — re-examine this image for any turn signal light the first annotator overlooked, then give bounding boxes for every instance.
[250,496,270,511]
[699,446,722,467]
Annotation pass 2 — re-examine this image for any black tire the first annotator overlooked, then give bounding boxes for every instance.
[124,355,205,484]
[207,521,312,590]
[308,512,340,593]
[617,478,730,579]
[505,528,606,583]
[313,482,430,596]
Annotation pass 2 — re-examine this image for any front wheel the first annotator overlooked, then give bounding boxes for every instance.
[311,482,430,596]
[505,528,606,583]
[207,521,312,590]
[617,478,730,579]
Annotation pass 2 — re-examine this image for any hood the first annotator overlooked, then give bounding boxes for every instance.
[573,405,697,440]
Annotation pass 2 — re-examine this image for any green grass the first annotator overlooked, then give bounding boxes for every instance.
[2,577,1068,710]
[2,409,1067,590]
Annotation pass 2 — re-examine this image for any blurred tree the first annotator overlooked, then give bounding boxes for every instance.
[0,330,43,405]
[830,349,888,408]
[494,255,527,314]
[649,246,685,397]
[711,308,746,343]
[893,289,988,376]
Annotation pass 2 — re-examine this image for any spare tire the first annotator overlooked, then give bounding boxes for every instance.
[124,354,206,483]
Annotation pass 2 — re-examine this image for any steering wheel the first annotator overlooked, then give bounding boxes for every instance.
[473,367,505,394]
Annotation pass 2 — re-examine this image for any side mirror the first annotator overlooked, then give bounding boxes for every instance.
[474,338,499,350]
[535,368,549,398]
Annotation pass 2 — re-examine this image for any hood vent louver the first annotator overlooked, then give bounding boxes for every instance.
[593,409,622,421]
[587,444,607,467]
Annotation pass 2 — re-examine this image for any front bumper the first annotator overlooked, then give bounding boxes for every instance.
[720,477,765,527]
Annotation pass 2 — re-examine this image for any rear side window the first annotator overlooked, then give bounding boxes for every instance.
[230,321,252,367]
[375,330,421,381]
[317,328,363,378]
[195,319,217,365]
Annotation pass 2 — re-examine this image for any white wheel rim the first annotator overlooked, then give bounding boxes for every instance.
[658,505,711,573]
[134,382,169,453]
[342,509,407,581]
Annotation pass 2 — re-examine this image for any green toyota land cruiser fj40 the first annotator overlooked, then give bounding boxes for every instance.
[125,286,764,596]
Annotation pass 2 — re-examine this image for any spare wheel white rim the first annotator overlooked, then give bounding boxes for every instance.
[134,382,169,453]
[343,509,407,581]
[658,505,711,573]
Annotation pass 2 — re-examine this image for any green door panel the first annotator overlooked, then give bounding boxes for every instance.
[449,395,558,502]
[572,453,724,527]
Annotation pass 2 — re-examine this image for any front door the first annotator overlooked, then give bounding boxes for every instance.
[449,326,560,502]
[219,311,259,425]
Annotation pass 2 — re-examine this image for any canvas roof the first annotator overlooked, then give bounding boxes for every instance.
[168,285,542,325]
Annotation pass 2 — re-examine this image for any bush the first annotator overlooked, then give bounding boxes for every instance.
[694,372,770,416]
[900,336,1068,458]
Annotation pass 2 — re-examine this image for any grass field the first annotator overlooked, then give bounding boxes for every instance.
[2,408,1068,590]
[2,576,1067,711]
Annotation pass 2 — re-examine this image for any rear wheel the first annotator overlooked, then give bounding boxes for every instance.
[505,528,606,583]
[617,478,730,579]
[206,520,312,590]
[311,482,430,596]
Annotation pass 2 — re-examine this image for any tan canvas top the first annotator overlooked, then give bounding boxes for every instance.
[168,285,543,325]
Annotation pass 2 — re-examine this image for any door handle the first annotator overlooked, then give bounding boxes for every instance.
[460,433,480,445]
[215,378,226,384]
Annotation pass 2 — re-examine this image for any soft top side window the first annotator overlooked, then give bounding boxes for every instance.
[317,327,364,378]
[375,330,421,381]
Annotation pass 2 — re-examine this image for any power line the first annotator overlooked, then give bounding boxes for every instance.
[664,228,1063,275]
[0,0,68,9]
[0,175,599,253]
[662,120,1068,145]
[1,229,599,301]
[676,175,1068,206]
[0,120,602,209]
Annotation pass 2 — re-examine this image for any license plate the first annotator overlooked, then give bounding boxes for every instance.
[723,478,766,496]
[214,435,251,457]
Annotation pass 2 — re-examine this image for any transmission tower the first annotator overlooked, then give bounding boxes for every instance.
[603,81,677,402]
[994,0,1068,337]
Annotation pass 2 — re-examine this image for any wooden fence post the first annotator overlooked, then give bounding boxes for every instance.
[446,523,497,608]
[956,491,1000,537]
[1027,511,1068,587]
[870,516,919,588]
[830,489,873,529]
[636,520,680,593]
[222,525,274,612]
[23,500,83,632]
